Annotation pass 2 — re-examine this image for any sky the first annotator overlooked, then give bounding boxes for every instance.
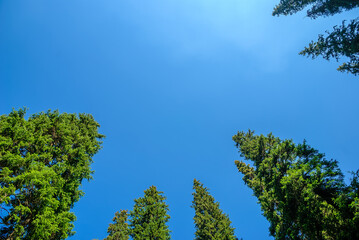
[1,0,359,239]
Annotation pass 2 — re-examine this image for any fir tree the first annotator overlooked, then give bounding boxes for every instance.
[0,109,104,239]
[129,186,171,240]
[233,130,359,240]
[104,210,129,240]
[192,179,237,240]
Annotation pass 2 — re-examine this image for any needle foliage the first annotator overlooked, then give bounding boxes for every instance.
[192,179,237,240]
[233,130,359,240]
[0,109,104,240]
[273,0,359,75]
[105,210,129,240]
[129,186,171,240]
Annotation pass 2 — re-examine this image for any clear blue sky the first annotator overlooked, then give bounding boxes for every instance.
[1,0,358,239]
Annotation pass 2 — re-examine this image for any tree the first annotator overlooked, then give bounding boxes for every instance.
[104,210,129,240]
[273,0,359,75]
[192,179,237,240]
[233,130,359,240]
[0,109,104,239]
[129,186,171,240]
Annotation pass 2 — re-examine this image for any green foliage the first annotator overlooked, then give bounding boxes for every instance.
[233,130,359,240]
[0,108,104,240]
[104,210,129,240]
[273,0,358,18]
[300,19,359,75]
[129,186,171,240]
[192,179,237,240]
[273,0,359,75]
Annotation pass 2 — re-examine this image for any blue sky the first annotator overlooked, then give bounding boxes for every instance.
[1,0,359,239]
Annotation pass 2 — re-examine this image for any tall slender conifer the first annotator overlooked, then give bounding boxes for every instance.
[129,186,171,240]
[105,210,129,240]
[192,179,237,240]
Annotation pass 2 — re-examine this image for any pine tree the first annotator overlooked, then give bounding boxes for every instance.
[233,130,359,240]
[129,186,171,240]
[192,179,237,240]
[0,109,104,239]
[104,210,129,240]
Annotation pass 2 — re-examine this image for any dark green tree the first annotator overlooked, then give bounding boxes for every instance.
[0,109,104,239]
[233,130,359,240]
[273,0,359,75]
[129,186,171,240]
[104,210,129,240]
[192,179,237,240]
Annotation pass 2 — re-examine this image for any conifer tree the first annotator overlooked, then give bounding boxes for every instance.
[233,130,359,240]
[104,210,129,240]
[0,109,104,239]
[192,179,237,240]
[129,186,171,240]
[272,0,359,75]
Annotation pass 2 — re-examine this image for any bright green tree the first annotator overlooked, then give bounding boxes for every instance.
[104,210,129,240]
[273,0,359,75]
[129,186,171,240]
[233,130,359,240]
[0,109,104,240]
[192,179,237,240]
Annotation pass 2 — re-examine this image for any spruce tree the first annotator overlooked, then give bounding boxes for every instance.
[192,179,237,240]
[0,109,104,239]
[129,186,171,240]
[233,130,359,240]
[104,210,129,240]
